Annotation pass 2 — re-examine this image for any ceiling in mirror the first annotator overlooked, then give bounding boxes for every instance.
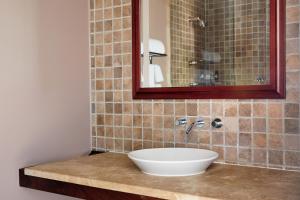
[140,0,270,88]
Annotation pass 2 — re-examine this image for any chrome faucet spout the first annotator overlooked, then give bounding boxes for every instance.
[185,122,195,135]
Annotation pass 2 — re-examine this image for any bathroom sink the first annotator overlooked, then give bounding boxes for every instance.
[128,148,218,177]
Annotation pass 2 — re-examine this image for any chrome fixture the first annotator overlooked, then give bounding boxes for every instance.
[189,60,204,65]
[256,75,265,83]
[176,117,205,143]
[211,118,223,129]
[188,17,207,28]
[176,117,187,126]
[185,118,205,135]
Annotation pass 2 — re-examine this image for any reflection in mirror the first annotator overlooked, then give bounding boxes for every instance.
[140,0,270,88]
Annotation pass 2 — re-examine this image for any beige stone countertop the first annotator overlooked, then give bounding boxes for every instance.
[25,152,300,200]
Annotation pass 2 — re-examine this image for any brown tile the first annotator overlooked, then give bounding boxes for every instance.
[153,103,164,115]
[212,146,224,161]
[253,118,266,133]
[224,103,237,117]
[164,103,174,115]
[198,103,210,116]
[175,103,186,115]
[224,117,238,132]
[268,134,284,150]
[164,129,174,143]
[105,103,113,113]
[287,0,300,6]
[96,80,104,90]
[113,7,121,18]
[253,103,266,117]
[239,104,252,117]
[95,21,103,32]
[114,139,124,152]
[105,127,113,137]
[104,8,113,19]
[164,116,174,129]
[268,119,283,134]
[133,103,142,114]
[122,5,131,17]
[225,132,237,146]
[143,128,152,140]
[132,140,142,150]
[286,88,300,103]
[253,134,266,148]
[269,150,283,165]
[268,103,283,118]
[153,129,163,142]
[286,54,300,70]
[286,6,300,23]
[143,115,152,128]
[187,103,197,116]
[123,103,132,114]
[143,141,153,149]
[96,137,105,149]
[114,115,122,126]
[285,151,300,167]
[286,38,300,54]
[97,126,105,137]
[225,147,237,163]
[285,135,300,151]
[287,71,300,87]
[212,132,224,145]
[153,142,163,148]
[239,148,252,163]
[123,115,132,126]
[239,133,252,147]
[285,119,300,134]
[133,128,142,139]
[212,103,223,117]
[153,116,163,129]
[105,138,114,150]
[253,149,267,164]
[104,0,112,7]
[124,140,132,152]
[105,92,113,102]
[239,118,252,132]
[199,131,210,144]
[123,127,132,138]
[285,103,299,118]
[113,18,122,30]
[113,0,121,6]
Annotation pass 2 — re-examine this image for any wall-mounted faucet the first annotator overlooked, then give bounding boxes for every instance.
[176,117,205,143]
[185,118,205,135]
[188,17,207,28]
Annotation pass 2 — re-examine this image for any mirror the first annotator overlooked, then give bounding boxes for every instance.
[132,0,285,99]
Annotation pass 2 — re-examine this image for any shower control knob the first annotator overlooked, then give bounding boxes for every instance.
[212,118,223,129]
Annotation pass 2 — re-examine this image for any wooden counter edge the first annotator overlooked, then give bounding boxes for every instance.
[19,168,164,200]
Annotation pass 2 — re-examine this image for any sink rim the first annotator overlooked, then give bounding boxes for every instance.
[128,148,219,164]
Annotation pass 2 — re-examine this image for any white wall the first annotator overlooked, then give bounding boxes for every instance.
[0,0,90,199]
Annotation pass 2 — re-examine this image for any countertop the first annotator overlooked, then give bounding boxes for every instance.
[24,152,300,200]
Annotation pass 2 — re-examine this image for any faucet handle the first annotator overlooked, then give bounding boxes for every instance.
[195,117,205,128]
[176,117,187,126]
[212,118,223,128]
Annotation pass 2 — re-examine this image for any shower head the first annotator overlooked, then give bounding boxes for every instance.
[188,17,207,28]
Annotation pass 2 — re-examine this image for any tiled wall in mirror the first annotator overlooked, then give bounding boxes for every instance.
[140,0,270,88]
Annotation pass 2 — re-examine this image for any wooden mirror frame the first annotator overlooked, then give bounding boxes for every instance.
[132,0,286,99]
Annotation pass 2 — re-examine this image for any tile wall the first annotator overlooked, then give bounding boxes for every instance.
[170,0,204,86]
[90,0,300,171]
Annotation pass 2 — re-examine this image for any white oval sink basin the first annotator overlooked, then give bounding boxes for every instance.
[128,148,218,177]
